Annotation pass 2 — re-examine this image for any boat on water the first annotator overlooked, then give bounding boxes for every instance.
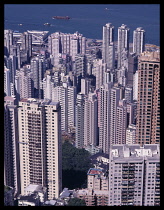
[18,23,23,26]
[105,8,109,10]
[52,16,71,20]
[44,23,51,26]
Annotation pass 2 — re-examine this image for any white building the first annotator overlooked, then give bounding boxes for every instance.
[126,124,136,144]
[18,98,62,200]
[92,59,107,90]
[109,87,121,146]
[75,93,85,148]
[117,24,130,69]
[4,66,11,96]
[102,23,115,69]
[99,83,113,154]
[15,68,34,99]
[133,27,145,56]
[48,31,86,64]
[4,96,20,196]
[108,144,160,206]
[133,70,138,101]
[84,92,98,146]
[116,99,127,144]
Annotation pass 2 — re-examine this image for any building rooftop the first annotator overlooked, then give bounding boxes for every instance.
[109,144,160,161]
[87,168,103,176]
[139,51,160,62]
[25,184,43,193]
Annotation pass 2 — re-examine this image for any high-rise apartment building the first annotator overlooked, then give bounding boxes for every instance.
[108,144,160,206]
[75,93,85,148]
[30,56,46,99]
[4,96,20,196]
[4,29,13,57]
[102,23,115,69]
[15,68,34,99]
[84,92,98,146]
[48,31,86,65]
[18,98,62,200]
[117,24,130,69]
[125,85,133,103]
[92,59,107,90]
[4,66,11,96]
[136,51,160,145]
[133,70,138,101]
[126,124,136,144]
[109,87,121,146]
[116,99,127,144]
[67,85,77,132]
[99,82,113,154]
[133,27,145,56]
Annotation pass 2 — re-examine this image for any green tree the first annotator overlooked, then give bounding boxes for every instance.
[67,197,86,206]
[62,141,93,189]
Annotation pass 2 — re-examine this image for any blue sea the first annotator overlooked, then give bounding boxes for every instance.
[4,4,160,46]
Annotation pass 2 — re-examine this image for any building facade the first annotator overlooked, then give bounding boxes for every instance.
[108,144,160,206]
[18,98,62,199]
[136,51,160,145]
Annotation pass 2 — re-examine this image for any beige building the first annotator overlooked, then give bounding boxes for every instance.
[136,51,160,145]
[18,98,62,200]
[76,168,109,206]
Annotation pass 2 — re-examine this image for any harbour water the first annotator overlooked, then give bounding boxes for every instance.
[4,4,160,46]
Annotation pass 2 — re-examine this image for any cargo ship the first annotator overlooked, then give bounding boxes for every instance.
[52,16,71,20]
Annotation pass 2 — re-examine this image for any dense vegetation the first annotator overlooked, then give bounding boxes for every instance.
[67,197,86,206]
[62,141,93,189]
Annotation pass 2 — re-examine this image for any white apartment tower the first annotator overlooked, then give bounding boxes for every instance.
[30,56,46,99]
[133,27,145,56]
[4,66,11,96]
[48,31,86,64]
[4,29,13,56]
[92,59,107,90]
[15,68,34,99]
[117,24,130,69]
[4,96,20,195]
[109,144,160,206]
[109,87,121,146]
[116,99,127,144]
[133,70,138,101]
[84,92,98,146]
[126,124,136,144]
[67,86,77,132]
[75,93,85,148]
[102,23,115,69]
[99,82,113,154]
[18,98,62,200]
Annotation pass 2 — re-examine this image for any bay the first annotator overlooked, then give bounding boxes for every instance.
[4,4,160,46]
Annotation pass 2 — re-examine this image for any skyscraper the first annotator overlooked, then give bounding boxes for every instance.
[75,93,85,148]
[136,51,160,145]
[108,144,160,206]
[48,31,86,65]
[84,92,98,146]
[109,87,121,146]
[99,82,113,154]
[116,99,127,144]
[30,56,46,99]
[102,23,115,69]
[117,24,130,69]
[4,96,20,196]
[133,27,145,56]
[4,29,13,57]
[15,68,34,99]
[18,98,62,199]
[4,66,11,96]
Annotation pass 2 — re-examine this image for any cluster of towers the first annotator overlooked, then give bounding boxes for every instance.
[4,22,160,201]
